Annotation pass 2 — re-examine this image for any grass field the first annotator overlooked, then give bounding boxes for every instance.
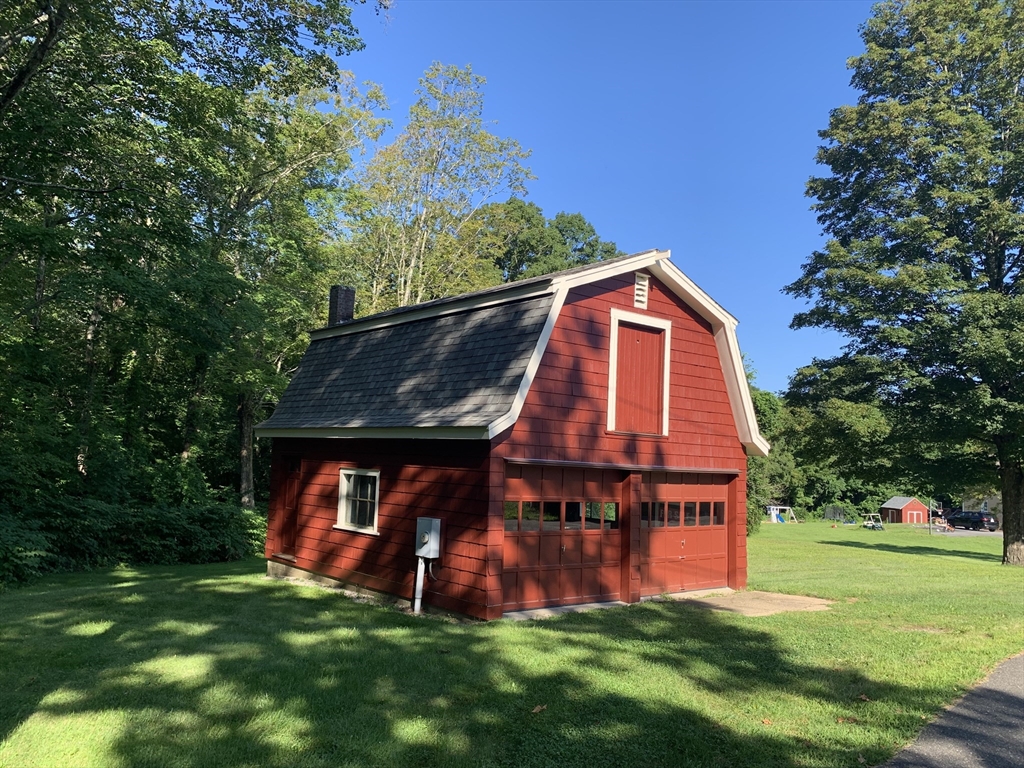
[1,523,1021,768]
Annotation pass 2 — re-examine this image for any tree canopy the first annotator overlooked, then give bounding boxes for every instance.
[785,0,1023,564]
[0,4,625,586]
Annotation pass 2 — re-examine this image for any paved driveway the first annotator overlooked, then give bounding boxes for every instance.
[883,654,1024,768]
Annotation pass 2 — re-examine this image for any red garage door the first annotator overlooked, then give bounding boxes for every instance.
[640,472,730,596]
[502,465,623,611]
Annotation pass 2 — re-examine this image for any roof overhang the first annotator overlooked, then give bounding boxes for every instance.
[258,249,769,456]
[255,426,491,440]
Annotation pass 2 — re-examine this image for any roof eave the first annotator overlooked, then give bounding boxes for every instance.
[254,426,491,440]
[649,258,769,458]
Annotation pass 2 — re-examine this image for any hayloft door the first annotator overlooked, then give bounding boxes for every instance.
[615,322,665,435]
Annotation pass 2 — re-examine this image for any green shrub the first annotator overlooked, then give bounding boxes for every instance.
[746,507,762,536]
[0,500,267,589]
[0,515,51,590]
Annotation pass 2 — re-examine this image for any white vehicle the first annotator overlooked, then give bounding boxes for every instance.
[862,513,884,530]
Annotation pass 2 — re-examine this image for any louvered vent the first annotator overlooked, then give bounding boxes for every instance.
[634,273,650,309]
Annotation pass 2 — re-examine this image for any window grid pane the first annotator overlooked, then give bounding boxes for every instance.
[699,501,712,526]
[542,501,561,531]
[504,501,520,532]
[667,502,681,527]
[521,501,541,531]
[650,501,665,528]
[684,501,697,527]
[564,502,583,530]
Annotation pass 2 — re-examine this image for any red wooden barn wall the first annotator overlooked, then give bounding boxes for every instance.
[492,273,750,608]
[495,274,746,468]
[266,438,495,619]
[884,499,927,524]
[266,272,752,619]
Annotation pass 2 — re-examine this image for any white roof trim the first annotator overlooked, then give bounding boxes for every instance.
[551,249,664,291]
[486,284,569,439]
[482,249,768,457]
[648,258,769,457]
[255,426,490,440]
[275,249,768,456]
[486,251,667,439]
[309,250,665,342]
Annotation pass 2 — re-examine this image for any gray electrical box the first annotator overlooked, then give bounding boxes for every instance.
[415,517,441,559]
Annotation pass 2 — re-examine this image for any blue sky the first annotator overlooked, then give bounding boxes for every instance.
[342,0,877,393]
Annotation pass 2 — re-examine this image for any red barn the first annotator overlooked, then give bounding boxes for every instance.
[256,250,769,619]
[879,496,928,524]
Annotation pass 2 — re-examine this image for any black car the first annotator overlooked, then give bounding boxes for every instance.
[946,511,998,531]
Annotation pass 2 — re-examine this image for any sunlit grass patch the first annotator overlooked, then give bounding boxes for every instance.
[0,527,1021,768]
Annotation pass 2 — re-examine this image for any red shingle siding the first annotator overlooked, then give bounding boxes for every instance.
[267,438,493,618]
[266,271,753,617]
[495,275,747,471]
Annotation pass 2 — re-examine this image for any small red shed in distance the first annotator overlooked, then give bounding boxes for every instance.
[255,250,770,620]
[879,496,929,524]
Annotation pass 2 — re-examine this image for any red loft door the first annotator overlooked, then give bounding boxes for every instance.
[616,322,665,435]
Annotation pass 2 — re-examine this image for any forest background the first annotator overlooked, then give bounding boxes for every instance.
[1,0,1020,586]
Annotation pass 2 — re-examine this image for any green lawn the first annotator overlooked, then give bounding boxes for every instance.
[1,524,1021,768]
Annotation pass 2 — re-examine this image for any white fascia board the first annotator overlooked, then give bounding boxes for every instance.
[649,257,769,458]
[551,249,666,292]
[254,426,491,440]
[486,284,570,439]
[486,253,665,440]
[713,326,771,457]
[647,258,737,328]
[310,250,664,342]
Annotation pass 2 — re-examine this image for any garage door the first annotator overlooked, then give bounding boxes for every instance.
[640,472,730,596]
[502,465,623,611]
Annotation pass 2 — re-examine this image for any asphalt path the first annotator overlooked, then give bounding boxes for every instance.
[883,653,1024,768]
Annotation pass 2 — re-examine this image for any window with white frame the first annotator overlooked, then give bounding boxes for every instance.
[337,468,380,533]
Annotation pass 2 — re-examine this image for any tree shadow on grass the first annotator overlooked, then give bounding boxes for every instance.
[820,540,999,563]
[0,560,956,768]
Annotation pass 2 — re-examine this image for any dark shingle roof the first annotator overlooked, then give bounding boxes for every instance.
[257,294,554,431]
[881,496,919,509]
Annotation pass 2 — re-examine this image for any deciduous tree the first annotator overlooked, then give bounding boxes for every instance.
[786,0,1023,563]
[349,63,532,313]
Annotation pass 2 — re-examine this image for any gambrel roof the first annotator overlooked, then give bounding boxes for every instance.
[256,250,770,456]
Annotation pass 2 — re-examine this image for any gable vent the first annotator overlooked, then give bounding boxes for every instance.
[634,273,650,309]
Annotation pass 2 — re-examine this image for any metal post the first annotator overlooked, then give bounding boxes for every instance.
[413,556,426,614]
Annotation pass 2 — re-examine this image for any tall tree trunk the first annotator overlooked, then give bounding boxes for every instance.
[180,353,209,461]
[999,455,1023,566]
[31,248,45,332]
[238,392,256,509]
[77,299,102,476]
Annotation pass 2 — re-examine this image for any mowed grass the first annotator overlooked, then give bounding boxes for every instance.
[1,524,1021,768]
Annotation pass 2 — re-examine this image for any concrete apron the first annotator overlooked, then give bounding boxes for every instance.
[501,589,834,621]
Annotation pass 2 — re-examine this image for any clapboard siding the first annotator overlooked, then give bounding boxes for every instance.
[265,265,755,618]
[266,438,493,618]
[495,275,748,471]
